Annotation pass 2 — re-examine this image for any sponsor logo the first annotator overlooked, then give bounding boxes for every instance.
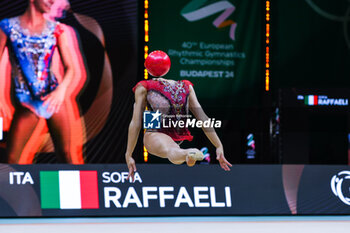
[40,170,99,209]
[331,171,350,205]
[298,95,349,106]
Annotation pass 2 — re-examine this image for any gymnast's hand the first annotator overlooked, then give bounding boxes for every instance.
[126,156,137,182]
[216,147,232,171]
[42,86,67,114]
[0,103,12,118]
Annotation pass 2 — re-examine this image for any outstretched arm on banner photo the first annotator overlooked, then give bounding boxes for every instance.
[0,29,12,119]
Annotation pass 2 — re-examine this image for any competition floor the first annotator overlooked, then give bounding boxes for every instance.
[1,216,350,233]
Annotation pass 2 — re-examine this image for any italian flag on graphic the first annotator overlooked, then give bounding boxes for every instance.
[40,171,99,209]
[304,95,318,105]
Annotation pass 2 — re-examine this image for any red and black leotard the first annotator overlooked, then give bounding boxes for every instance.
[133,79,194,142]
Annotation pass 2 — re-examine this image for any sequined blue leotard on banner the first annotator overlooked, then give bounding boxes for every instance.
[0,17,61,119]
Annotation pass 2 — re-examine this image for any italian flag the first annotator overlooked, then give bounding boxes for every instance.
[305,95,318,105]
[40,171,99,209]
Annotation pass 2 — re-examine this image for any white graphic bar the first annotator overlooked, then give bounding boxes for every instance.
[59,171,82,209]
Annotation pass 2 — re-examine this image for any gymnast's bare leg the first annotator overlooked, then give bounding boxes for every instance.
[7,106,40,163]
[143,131,203,166]
[47,102,72,163]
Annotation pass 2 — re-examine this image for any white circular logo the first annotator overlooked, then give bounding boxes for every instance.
[305,0,350,49]
[331,171,350,205]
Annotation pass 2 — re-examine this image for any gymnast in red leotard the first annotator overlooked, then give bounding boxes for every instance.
[125,77,232,181]
[132,79,194,142]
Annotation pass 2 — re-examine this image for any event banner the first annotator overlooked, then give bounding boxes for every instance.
[148,0,262,107]
[1,164,350,217]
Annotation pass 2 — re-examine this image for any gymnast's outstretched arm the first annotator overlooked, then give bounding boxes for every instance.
[188,85,232,171]
[0,28,12,118]
[125,85,147,181]
[42,24,77,114]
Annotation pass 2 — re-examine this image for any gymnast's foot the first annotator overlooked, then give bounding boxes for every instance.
[186,149,204,167]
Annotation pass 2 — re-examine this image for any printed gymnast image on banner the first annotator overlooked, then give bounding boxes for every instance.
[0,0,139,164]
